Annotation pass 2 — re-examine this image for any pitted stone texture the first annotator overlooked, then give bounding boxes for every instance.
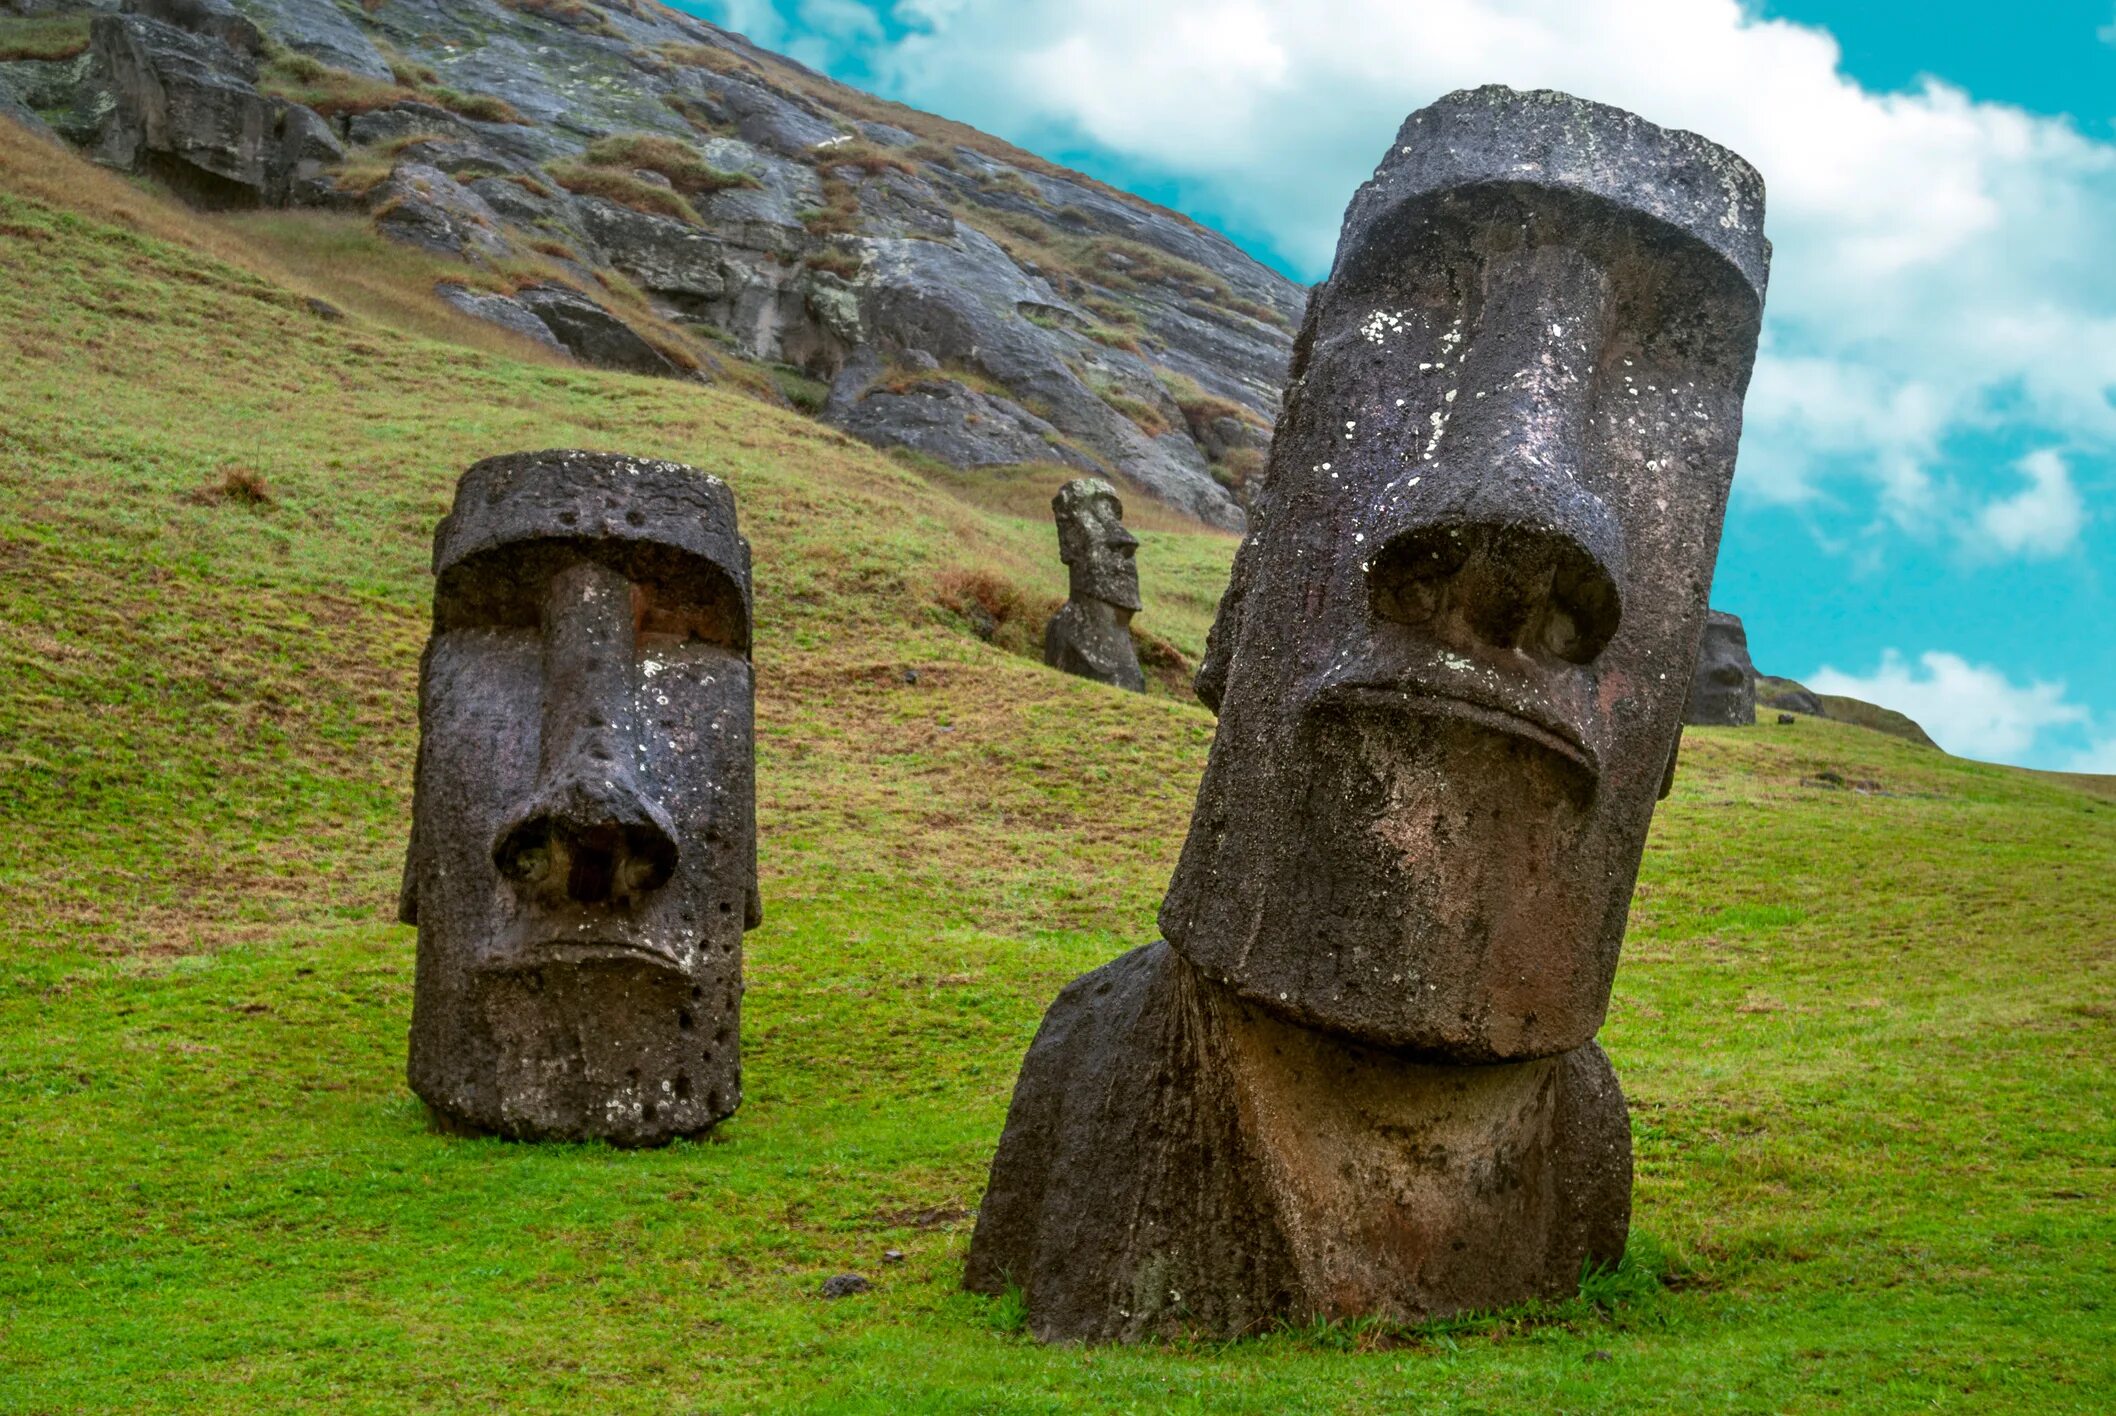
[1165,86,1768,1059]
[970,86,1768,1343]
[1042,478,1145,693]
[964,942,1630,1343]
[404,451,759,1146]
[1684,609,1757,726]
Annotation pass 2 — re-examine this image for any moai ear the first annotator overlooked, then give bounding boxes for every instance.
[397,845,419,926]
[1658,725,1684,801]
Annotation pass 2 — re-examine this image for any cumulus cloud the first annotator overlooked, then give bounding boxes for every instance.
[1975,449,2086,557]
[781,0,2116,546]
[1807,650,2089,761]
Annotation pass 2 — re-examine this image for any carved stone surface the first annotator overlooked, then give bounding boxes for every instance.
[1042,477,1146,693]
[1684,609,1757,726]
[402,451,759,1146]
[969,86,1769,1341]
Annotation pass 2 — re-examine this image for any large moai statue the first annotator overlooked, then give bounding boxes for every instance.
[966,87,1768,1341]
[1683,609,1757,725]
[1043,478,1146,693]
[401,450,760,1147]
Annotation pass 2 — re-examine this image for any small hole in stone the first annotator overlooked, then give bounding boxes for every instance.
[558,510,578,526]
[674,1072,691,1099]
[699,1050,712,1065]
[626,509,646,527]
[706,1088,721,1112]
[691,985,703,1000]
[643,1101,658,1122]
[713,1026,728,1045]
[678,1009,694,1031]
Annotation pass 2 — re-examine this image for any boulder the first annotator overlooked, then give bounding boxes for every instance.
[513,284,680,378]
[373,162,511,260]
[435,281,567,353]
[123,0,262,57]
[831,376,1092,473]
[1757,674,1826,717]
[241,0,393,79]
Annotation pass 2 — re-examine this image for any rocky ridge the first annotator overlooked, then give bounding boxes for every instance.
[0,0,1305,528]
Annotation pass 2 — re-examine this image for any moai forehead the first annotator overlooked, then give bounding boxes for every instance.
[1164,87,1768,1059]
[433,449,752,643]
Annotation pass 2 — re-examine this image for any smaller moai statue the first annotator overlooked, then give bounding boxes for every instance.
[1043,478,1146,693]
[1684,610,1758,726]
[400,450,759,1147]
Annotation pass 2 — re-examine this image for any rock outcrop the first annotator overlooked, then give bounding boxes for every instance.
[2,0,1303,527]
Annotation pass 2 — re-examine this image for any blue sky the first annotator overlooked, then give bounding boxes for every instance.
[675,0,2116,769]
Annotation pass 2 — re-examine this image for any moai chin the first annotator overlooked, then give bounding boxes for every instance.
[401,450,759,1147]
[1043,478,1146,693]
[1684,609,1757,726]
[967,87,1769,1341]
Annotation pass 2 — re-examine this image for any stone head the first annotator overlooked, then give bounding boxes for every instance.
[402,450,757,1144]
[1053,478,1141,612]
[1162,88,1768,1060]
[1684,610,1756,726]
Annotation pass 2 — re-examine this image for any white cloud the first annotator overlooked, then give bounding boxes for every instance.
[825,0,2116,552]
[1807,650,2089,761]
[1975,449,2086,557]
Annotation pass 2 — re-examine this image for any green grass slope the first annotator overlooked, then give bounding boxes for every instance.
[1,129,2112,1413]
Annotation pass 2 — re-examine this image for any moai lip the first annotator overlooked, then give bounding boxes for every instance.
[1043,477,1146,693]
[967,85,1769,1342]
[1684,609,1758,726]
[401,450,759,1146]
[1161,84,1771,1061]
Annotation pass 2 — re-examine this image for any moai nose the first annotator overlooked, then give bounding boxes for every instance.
[1364,239,1628,664]
[1368,517,1622,665]
[491,556,679,907]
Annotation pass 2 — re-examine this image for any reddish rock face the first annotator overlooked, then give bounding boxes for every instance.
[1163,87,1770,1060]
[402,451,758,1146]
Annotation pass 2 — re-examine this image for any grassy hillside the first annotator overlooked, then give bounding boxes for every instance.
[1,126,2112,1413]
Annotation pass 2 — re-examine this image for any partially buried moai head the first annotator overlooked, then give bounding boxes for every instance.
[1053,477,1141,612]
[1684,609,1756,726]
[401,450,758,1146]
[1162,87,1769,1060]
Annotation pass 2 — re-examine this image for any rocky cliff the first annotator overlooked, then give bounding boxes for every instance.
[0,0,1304,528]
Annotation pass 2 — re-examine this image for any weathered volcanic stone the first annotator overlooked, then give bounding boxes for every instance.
[965,942,1631,1342]
[402,451,760,1146]
[1042,478,1145,693]
[968,85,1770,1342]
[1684,609,1757,726]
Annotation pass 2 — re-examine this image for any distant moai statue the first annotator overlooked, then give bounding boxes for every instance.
[1043,478,1146,693]
[401,451,759,1146]
[966,86,1769,1341]
[1684,609,1757,725]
